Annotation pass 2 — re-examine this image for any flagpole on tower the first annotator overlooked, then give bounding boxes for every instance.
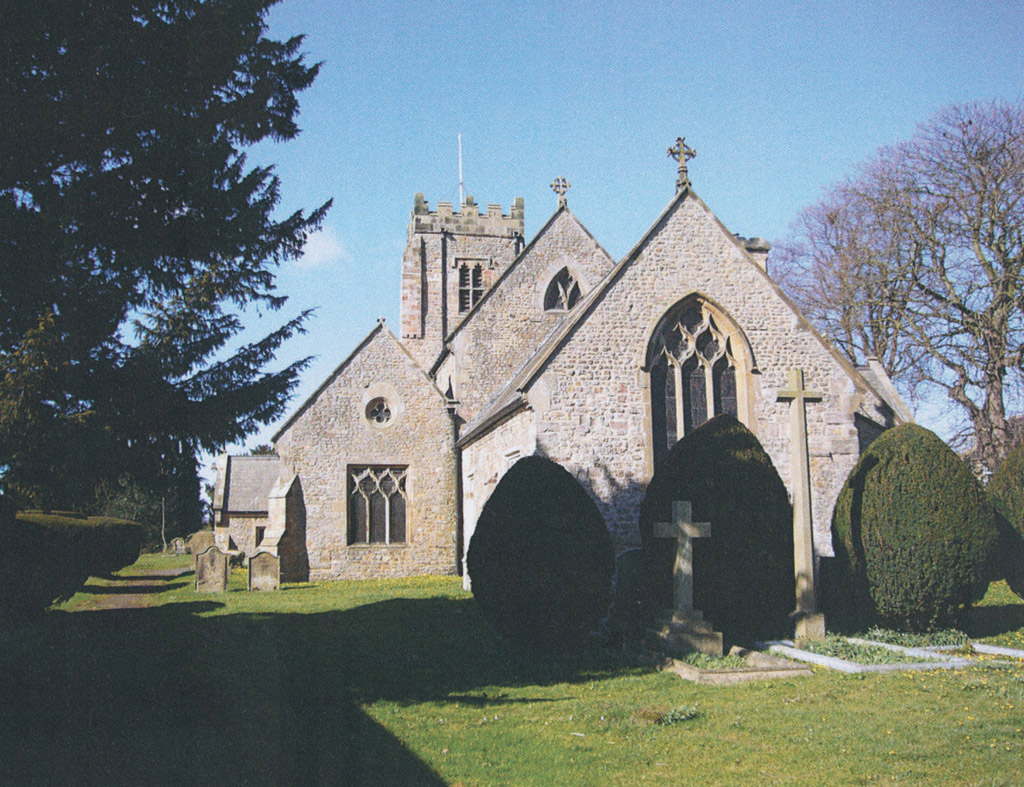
[458,133,464,206]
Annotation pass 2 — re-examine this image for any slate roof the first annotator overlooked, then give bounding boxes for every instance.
[221,455,281,514]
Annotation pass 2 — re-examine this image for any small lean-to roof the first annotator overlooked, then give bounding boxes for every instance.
[222,455,281,515]
[459,187,912,447]
[272,319,448,443]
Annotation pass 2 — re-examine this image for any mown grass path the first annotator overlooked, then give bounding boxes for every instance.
[2,554,1023,785]
[82,565,192,611]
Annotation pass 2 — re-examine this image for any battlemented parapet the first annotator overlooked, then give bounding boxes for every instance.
[410,193,524,238]
[401,194,524,369]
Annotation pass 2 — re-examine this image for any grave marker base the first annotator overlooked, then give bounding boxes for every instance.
[647,609,724,657]
[794,611,826,646]
[661,647,814,685]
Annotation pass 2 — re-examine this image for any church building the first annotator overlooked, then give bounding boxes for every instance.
[212,143,912,584]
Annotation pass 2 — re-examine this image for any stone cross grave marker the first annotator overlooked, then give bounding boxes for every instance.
[776,367,826,641]
[248,550,281,592]
[652,500,722,656]
[195,545,229,593]
[654,500,710,615]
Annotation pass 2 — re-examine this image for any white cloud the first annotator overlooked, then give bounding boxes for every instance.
[296,225,350,269]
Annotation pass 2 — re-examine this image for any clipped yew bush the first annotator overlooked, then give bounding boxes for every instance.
[0,508,142,623]
[829,424,999,631]
[467,455,615,651]
[987,442,1024,598]
[638,415,795,646]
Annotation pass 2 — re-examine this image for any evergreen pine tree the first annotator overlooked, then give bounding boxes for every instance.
[0,0,329,510]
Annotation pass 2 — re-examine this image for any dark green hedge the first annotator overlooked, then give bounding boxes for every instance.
[467,455,615,652]
[638,415,795,647]
[987,443,1024,599]
[828,424,999,631]
[0,504,142,623]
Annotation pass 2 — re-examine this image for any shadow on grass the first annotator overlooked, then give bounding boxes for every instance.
[444,693,570,706]
[0,588,636,785]
[110,572,191,582]
[74,582,190,595]
[965,604,1024,639]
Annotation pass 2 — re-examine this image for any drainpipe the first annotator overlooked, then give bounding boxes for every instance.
[445,383,463,575]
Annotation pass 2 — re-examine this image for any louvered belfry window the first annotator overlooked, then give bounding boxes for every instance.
[458,263,484,312]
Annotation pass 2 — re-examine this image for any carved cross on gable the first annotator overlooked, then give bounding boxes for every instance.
[667,137,697,193]
[654,500,710,614]
[550,176,570,208]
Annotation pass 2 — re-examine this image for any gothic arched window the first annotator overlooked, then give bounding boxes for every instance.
[649,298,744,466]
[544,267,581,311]
[348,466,408,545]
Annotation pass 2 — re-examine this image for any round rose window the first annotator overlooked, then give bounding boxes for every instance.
[366,397,392,425]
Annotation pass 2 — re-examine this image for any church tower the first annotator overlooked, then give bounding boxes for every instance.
[400,193,524,369]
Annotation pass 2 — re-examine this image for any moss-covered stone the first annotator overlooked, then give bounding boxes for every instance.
[467,455,614,651]
[829,424,999,631]
[638,415,795,647]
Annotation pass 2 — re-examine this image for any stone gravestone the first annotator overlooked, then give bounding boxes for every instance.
[170,537,186,555]
[248,550,280,592]
[188,530,217,571]
[195,546,229,593]
[647,501,723,656]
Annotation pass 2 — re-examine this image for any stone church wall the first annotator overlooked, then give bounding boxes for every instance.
[449,209,615,421]
[529,195,895,555]
[459,408,537,587]
[226,513,265,559]
[274,326,458,580]
[401,196,524,371]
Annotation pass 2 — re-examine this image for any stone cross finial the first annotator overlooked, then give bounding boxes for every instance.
[550,176,570,208]
[776,368,826,640]
[654,501,710,614]
[667,137,697,193]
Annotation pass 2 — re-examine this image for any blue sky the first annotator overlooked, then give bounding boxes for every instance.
[228,0,1024,457]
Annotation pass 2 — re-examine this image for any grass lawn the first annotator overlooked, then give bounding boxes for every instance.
[1,555,1023,785]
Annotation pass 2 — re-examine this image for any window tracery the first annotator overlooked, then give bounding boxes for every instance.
[544,267,581,311]
[366,397,392,425]
[348,466,407,545]
[649,300,741,465]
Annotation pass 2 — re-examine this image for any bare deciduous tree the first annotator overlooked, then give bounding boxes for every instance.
[773,183,920,383]
[776,101,1024,471]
